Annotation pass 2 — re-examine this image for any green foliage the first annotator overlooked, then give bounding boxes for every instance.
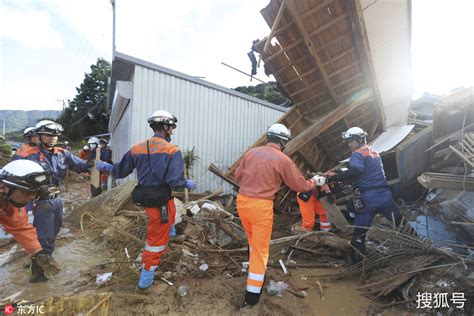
[0,138,12,156]
[183,147,200,178]
[57,58,110,141]
[233,81,287,105]
[0,110,60,133]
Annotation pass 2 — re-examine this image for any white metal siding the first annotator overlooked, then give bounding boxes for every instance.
[129,65,284,193]
[110,102,134,184]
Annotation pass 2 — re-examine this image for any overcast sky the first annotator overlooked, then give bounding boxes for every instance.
[1,0,473,111]
[0,0,272,111]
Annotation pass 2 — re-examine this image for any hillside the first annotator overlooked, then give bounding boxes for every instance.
[0,110,61,133]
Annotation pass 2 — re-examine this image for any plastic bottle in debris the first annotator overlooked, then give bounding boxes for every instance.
[176,285,189,305]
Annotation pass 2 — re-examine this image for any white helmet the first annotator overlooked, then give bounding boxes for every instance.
[147,110,177,127]
[342,127,368,141]
[83,145,90,150]
[35,120,64,135]
[87,137,100,147]
[0,160,51,192]
[23,127,36,140]
[64,141,69,145]
[267,123,291,141]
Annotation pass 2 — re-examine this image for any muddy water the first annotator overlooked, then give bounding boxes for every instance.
[0,237,104,302]
[1,180,102,302]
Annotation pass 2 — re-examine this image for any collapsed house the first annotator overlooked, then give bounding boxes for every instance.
[211,0,415,209]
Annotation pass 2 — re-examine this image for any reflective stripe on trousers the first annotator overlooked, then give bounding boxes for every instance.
[142,199,176,271]
[297,194,332,231]
[237,194,273,294]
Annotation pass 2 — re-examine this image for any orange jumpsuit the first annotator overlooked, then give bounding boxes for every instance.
[297,185,332,231]
[79,149,90,161]
[235,143,316,294]
[0,201,42,254]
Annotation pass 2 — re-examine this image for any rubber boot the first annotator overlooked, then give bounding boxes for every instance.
[350,237,366,264]
[240,290,260,309]
[29,259,48,283]
[137,268,155,294]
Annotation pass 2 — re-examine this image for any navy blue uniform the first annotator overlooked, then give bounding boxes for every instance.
[14,146,89,254]
[331,145,401,261]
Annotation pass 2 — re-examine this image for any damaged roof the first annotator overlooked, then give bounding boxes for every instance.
[226,0,385,178]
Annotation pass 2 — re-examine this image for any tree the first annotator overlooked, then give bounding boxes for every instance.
[233,81,289,106]
[58,58,110,141]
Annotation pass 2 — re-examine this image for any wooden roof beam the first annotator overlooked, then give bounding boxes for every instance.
[301,0,335,20]
[285,95,373,156]
[284,0,342,104]
[308,13,348,38]
[265,39,303,63]
[263,2,286,53]
[282,68,319,88]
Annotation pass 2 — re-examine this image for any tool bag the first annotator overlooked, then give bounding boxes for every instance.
[131,184,171,208]
[131,140,171,208]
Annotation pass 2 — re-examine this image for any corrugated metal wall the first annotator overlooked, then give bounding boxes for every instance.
[122,65,284,193]
[110,102,135,184]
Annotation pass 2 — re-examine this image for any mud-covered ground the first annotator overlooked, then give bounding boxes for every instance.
[1,175,402,315]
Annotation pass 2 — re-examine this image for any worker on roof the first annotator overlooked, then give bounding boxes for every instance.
[0,160,60,282]
[13,120,91,281]
[295,182,333,233]
[96,109,196,293]
[326,127,401,263]
[13,127,40,159]
[234,123,325,309]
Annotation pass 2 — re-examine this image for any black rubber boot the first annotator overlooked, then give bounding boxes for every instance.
[29,259,48,283]
[240,291,260,309]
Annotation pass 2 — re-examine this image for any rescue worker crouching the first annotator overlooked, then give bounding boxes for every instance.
[295,182,334,232]
[234,123,326,309]
[0,160,61,282]
[96,110,196,293]
[14,120,92,281]
[326,127,402,263]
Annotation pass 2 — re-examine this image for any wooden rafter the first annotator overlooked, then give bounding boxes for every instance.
[285,95,373,155]
[265,39,303,63]
[284,0,342,104]
[301,0,335,20]
[263,2,286,53]
[308,13,348,37]
[282,68,319,88]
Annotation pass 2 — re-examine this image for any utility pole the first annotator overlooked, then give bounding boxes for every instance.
[57,99,66,110]
[111,0,116,61]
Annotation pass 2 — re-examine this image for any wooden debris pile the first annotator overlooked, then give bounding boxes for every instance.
[330,222,473,308]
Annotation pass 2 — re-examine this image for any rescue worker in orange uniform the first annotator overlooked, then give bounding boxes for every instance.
[79,145,91,160]
[235,123,326,308]
[296,183,333,232]
[99,139,112,191]
[96,110,196,293]
[0,160,60,282]
[13,127,40,159]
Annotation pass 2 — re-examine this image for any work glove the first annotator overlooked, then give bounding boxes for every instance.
[95,161,113,173]
[311,174,326,186]
[185,179,196,190]
[32,251,61,278]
